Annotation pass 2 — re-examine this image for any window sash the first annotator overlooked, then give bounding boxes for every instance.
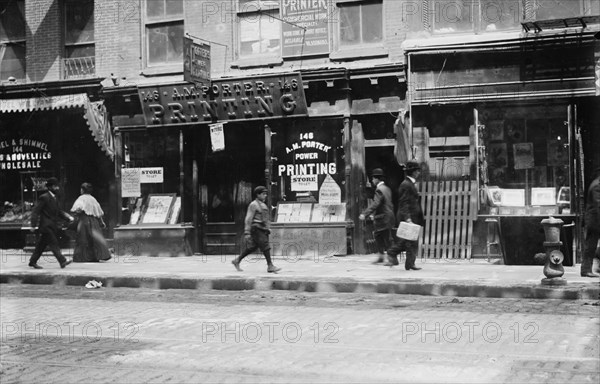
[146,22,184,65]
[0,0,26,42]
[339,1,383,46]
[238,9,281,57]
[64,0,95,45]
[0,42,26,80]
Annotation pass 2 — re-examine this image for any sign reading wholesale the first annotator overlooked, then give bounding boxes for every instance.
[138,73,308,126]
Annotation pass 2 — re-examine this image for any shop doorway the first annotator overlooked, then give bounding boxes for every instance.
[197,123,265,255]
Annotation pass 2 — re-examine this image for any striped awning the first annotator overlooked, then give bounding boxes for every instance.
[0,93,88,112]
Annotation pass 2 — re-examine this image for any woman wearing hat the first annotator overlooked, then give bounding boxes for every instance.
[359,168,395,264]
[386,161,424,270]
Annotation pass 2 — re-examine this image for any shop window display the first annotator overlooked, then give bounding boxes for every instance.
[479,105,571,215]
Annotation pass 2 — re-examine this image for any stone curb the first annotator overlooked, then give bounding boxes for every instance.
[2,272,599,300]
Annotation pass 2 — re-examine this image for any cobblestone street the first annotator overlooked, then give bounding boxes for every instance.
[1,285,598,383]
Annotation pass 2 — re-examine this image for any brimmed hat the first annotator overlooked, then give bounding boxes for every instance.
[45,177,59,187]
[404,161,421,172]
[253,186,268,196]
[371,168,385,177]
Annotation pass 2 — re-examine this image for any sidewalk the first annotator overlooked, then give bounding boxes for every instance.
[1,250,598,300]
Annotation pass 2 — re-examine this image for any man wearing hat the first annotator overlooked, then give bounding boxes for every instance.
[359,168,395,264]
[232,185,281,273]
[28,177,73,269]
[582,166,600,278]
[386,161,424,270]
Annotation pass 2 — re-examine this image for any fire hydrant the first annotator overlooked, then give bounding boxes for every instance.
[540,216,566,286]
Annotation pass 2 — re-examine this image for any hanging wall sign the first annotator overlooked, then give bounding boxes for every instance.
[281,0,330,57]
[139,73,307,126]
[0,139,52,170]
[183,36,210,85]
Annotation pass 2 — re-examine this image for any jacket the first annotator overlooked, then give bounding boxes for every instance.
[362,182,395,232]
[31,192,69,233]
[395,177,424,227]
[584,176,600,233]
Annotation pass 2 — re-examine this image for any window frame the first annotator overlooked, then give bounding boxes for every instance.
[63,0,95,59]
[0,0,26,81]
[143,0,185,70]
[336,0,384,48]
[236,0,282,60]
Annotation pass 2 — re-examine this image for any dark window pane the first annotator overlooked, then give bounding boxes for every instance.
[65,44,95,58]
[362,2,382,42]
[166,0,183,15]
[0,43,25,80]
[339,5,360,45]
[0,0,25,41]
[433,0,474,32]
[147,22,183,64]
[65,0,95,44]
[147,0,165,17]
[481,0,522,31]
[534,0,582,19]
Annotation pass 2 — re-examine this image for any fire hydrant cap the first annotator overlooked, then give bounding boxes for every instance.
[541,216,564,225]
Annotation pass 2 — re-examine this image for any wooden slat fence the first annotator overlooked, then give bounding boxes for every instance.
[419,180,478,259]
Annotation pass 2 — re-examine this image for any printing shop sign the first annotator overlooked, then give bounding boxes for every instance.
[281,0,330,57]
[0,138,52,171]
[138,73,307,126]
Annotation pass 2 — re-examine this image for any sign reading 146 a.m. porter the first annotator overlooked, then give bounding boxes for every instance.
[138,74,307,126]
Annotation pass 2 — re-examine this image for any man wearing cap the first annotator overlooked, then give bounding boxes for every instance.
[359,168,394,264]
[386,161,424,270]
[28,177,73,269]
[582,166,600,278]
[232,186,281,273]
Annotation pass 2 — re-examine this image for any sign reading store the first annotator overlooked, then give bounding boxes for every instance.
[138,73,307,126]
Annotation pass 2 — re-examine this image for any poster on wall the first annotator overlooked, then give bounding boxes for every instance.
[319,174,341,204]
[281,0,330,57]
[121,168,141,198]
[210,123,225,152]
[513,142,534,170]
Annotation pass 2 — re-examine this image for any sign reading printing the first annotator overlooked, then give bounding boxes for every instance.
[281,0,330,57]
[140,167,164,183]
[291,174,318,191]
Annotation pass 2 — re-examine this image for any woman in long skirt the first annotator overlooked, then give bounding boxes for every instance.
[71,182,111,262]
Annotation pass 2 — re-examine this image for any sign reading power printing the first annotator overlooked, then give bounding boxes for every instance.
[138,74,307,126]
[281,0,330,57]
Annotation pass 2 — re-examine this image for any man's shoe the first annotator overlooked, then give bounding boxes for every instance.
[580,272,599,278]
[29,263,43,269]
[60,259,72,269]
[406,265,422,271]
[232,259,243,272]
[371,257,384,264]
[267,264,281,273]
[384,255,399,267]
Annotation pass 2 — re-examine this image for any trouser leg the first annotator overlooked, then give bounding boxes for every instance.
[404,240,419,269]
[581,230,599,274]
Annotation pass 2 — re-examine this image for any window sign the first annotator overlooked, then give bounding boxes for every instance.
[318,174,341,204]
[210,123,225,152]
[122,168,141,198]
[140,167,164,183]
[0,139,52,170]
[282,0,330,57]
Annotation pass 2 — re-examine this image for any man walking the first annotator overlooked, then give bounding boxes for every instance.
[581,166,600,278]
[232,186,281,273]
[28,177,73,269]
[359,168,395,264]
[386,161,424,270]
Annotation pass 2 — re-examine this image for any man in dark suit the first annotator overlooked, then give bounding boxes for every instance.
[386,161,424,270]
[28,177,73,269]
[581,166,600,278]
[359,168,395,264]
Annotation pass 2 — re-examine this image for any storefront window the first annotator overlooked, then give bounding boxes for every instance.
[270,121,345,223]
[122,129,182,225]
[479,104,571,215]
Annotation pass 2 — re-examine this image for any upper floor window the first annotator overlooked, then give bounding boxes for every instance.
[0,0,26,81]
[238,0,281,58]
[338,0,383,46]
[530,0,595,19]
[145,0,184,67]
[64,0,95,79]
[429,0,525,33]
